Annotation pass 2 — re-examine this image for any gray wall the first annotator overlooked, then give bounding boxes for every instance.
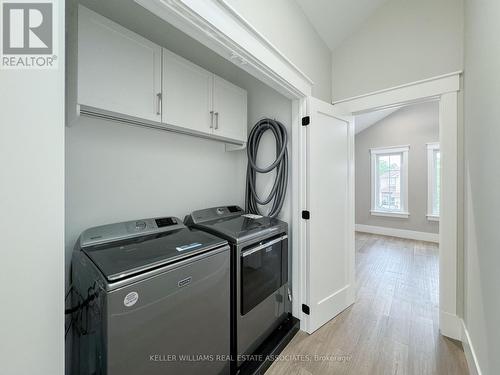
[463,0,500,373]
[355,101,439,234]
[0,2,65,375]
[332,0,464,101]
[225,0,332,102]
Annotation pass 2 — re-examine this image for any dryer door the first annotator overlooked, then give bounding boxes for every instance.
[240,235,287,315]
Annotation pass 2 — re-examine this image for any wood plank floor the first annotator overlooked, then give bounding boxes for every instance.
[266,232,469,375]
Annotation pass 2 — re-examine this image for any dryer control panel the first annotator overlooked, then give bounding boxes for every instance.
[186,205,244,225]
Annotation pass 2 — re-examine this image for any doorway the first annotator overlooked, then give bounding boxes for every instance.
[353,100,442,365]
[332,72,461,340]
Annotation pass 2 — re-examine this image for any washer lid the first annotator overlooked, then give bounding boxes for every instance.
[82,228,227,282]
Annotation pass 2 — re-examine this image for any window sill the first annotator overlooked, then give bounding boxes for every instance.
[427,214,440,222]
[370,210,410,218]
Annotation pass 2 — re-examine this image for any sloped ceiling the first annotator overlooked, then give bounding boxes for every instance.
[295,0,389,50]
[355,107,400,134]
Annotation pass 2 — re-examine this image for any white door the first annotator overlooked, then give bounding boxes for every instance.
[303,97,355,334]
[78,6,162,122]
[162,49,214,135]
[213,76,247,142]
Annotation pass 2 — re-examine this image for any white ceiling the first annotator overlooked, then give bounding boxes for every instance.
[295,0,389,50]
[354,107,399,134]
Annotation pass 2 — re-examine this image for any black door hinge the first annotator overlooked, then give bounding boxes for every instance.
[302,116,310,126]
[302,210,310,220]
[302,304,310,315]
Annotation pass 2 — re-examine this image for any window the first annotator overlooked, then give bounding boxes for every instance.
[427,143,440,221]
[370,145,409,218]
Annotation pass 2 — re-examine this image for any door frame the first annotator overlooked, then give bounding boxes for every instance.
[332,71,463,340]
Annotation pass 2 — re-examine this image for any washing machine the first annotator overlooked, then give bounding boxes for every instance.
[185,206,292,372]
[70,216,230,375]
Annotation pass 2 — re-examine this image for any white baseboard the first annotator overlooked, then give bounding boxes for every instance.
[439,310,462,340]
[461,319,482,375]
[355,224,439,243]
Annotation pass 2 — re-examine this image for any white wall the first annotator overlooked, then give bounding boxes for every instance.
[224,0,332,102]
[66,122,243,239]
[355,102,439,234]
[463,1,500,374]
[332,0,464,101]
[0,3,65,375]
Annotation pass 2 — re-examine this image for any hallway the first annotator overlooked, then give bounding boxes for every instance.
[267,233,469,375]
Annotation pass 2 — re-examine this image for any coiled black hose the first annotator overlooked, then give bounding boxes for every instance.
[245,118,288,218]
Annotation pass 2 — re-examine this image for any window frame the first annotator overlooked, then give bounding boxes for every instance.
[427,142,440,221]
[370,145,410,218]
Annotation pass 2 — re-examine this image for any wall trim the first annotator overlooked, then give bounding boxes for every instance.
[370,144,410,154]
[427,142,440,220]
[355,224,439,243]
[332,71,462,106]
[370,210,410,219]
[461,319,483,375]
[438,310,462,340]
[332,72,461,115]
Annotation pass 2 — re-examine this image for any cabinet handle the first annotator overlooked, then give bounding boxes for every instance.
[210,111,214,129]
[215,112,219,130]
[156,93,162,116]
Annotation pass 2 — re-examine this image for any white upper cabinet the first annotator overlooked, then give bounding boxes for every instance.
[213,76,248,143]
[162,49,213,135]
[76,6,247,145]
[78,7,162,122]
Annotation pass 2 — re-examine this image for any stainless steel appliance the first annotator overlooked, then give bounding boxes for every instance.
[185,206,290,370]
[70,216,230,375]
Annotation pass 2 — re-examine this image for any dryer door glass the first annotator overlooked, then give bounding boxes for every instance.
[240,236,284,315]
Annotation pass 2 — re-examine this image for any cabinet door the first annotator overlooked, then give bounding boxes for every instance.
[78,6,162,122]
[213,76,248,143]
[162,49,213,135]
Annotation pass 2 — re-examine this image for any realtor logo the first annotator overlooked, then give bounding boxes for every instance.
[1,0,57,69]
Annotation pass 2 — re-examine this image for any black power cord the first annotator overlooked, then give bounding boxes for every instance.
[245,118,288,218]
[65,281,100,340]
[65,283,99,315]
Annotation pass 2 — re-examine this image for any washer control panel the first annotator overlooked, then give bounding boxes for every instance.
[80,216,185,247]
[134,221,147,230]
